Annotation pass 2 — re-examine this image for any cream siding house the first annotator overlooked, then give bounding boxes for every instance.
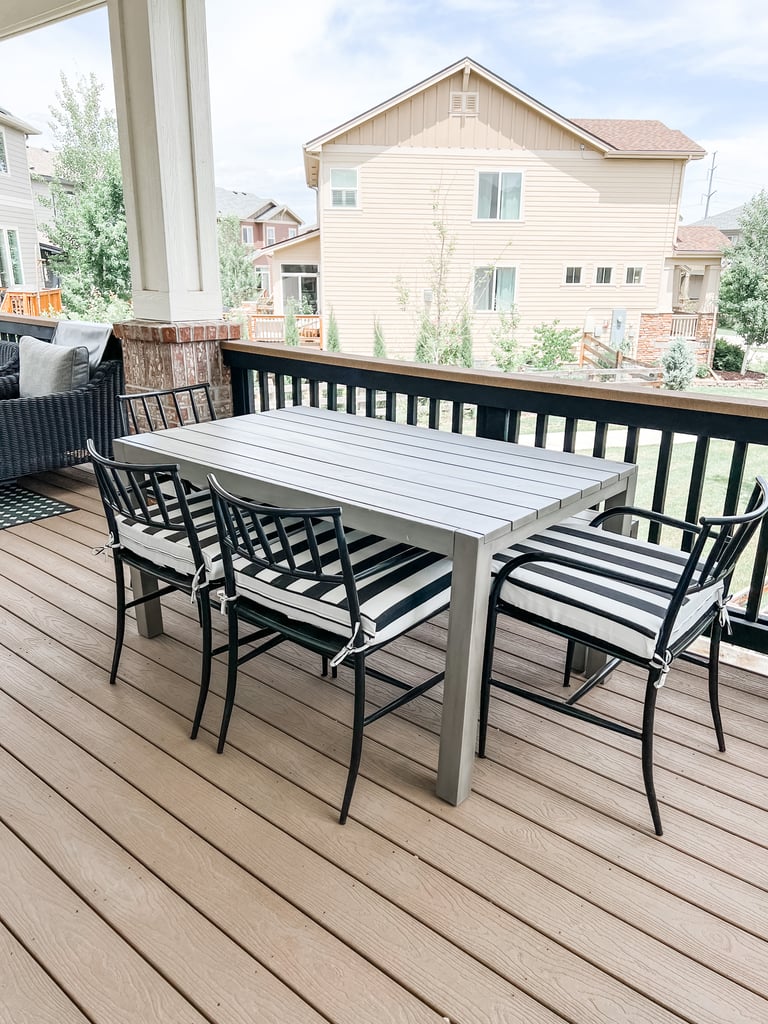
[288,58,717,363]
[0,107,42,291]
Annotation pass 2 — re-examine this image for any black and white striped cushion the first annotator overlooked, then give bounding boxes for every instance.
[493,515,722,661]
[117,489,224,581]
[233,521,452,647]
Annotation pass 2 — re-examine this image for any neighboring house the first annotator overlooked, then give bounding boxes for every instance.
[688,205,745,245]
[26,145,74,287]
[0,106,42,292]
[215,187,303,301]
[273,57,727,363]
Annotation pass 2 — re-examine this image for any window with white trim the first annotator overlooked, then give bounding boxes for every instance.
[266,226,276,245]
[476,171,522,221]
[595,266,613,285]
[473,266,516,312]
[241,224,254,244]
[330,168,358,208]
[564,266,582,285]
[450,92,479,116]
[0,131,8,174]
[625,266,643,285]
[288,227,297,238]
[0,227,24,286]
[254,267,270,293]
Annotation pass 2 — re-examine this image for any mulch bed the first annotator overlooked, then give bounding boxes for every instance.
[714,370,766,381]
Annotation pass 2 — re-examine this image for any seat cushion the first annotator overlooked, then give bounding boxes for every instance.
[18,335,90,398]
[233,521,452,647]
[116,488,223,581]
[493,515,722,662]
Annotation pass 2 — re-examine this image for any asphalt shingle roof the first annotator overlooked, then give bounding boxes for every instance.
[675,226,731,253]
[571,119,705,155]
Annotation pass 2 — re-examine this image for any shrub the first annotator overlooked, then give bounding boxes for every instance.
[373,316,387,358]
[662,338,696,390]
[527,320,580,370]
[695,364,710,378]
[326,308,340,352]
[284,299,300,346]
[491,309,524,372]
[712,337,744,372]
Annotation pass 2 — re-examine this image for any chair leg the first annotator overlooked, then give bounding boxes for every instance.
[190,592,213,740]
[562,639,575,688]
[339,652,366,824]
[478,601,501,758]
[321,655,329,677]
[109,554,128,686]
[642,670,664,836]
[708,619,726,752]
[217,604,241,754]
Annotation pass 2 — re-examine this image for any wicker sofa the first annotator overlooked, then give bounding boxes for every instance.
[0,339,124,481]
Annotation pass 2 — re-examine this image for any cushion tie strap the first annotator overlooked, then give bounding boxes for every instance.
[330,621,376,669]
[650,650,673,689]
[217,587,237,616]
[718,597,733,635]
[190,563,206,604]
[92,532,120,559]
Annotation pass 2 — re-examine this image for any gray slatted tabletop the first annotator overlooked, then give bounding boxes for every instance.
[114,405,637,806]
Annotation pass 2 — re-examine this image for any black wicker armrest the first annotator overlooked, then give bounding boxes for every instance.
[0,341,19,377]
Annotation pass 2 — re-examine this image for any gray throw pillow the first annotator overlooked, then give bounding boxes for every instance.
[18,335,90,398]
[52,320,112,372]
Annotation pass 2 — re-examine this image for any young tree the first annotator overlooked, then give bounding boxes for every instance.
[325,308,340,351]
[46,73,131,319]
[491,309,523,372]
[718,191,768,372]
[527,320,580,370]
[284,299,300,345]
[217,215,256,309]
[661,337,696,390]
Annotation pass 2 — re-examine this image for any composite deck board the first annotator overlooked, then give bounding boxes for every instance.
[1,469,768,1023]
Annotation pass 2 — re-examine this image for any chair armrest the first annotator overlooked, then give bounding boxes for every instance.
[493,549,679,600]
[591,505,702,536]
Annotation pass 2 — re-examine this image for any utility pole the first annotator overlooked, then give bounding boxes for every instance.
[703,151,717,218]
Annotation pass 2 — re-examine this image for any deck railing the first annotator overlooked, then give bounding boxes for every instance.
[222,341,768,656]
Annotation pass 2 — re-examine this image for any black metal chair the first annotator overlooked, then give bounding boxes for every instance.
[88,439,225,729]
[118,382,216,435]
[203,474,453,823]
[479,477,768,836]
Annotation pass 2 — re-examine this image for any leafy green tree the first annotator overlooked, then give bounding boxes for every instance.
[662,337,696,390]
[46,73,131,319]
[217,215,256,309]
[718,191,768,372]
[527,320,580,369]
[373,316,387,358]
[491,309,523,371]
[326,308,340,351]
[284,298,300,345]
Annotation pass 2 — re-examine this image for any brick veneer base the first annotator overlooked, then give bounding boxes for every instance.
[637,313,715,365]
[113,319,240,419]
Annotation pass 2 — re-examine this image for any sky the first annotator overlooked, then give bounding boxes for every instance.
[1,0,767,228]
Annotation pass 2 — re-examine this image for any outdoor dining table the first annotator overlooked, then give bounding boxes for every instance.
[113,404,637,806]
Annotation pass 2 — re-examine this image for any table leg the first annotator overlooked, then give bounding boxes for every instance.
[436,532,492,805]
[129,566,164,638]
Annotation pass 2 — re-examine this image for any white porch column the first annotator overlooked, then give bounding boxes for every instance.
[107,0,221,320]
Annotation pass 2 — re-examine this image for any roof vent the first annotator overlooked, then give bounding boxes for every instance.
[450,92,478,116]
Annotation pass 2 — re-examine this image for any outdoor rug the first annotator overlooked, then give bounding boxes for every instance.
[0,484,75,530]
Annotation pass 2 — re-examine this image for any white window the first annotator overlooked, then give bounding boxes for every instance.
[476,171,522,221]
[330,168,358,208]
[450,91,479,116]
[0,227,24,286]
[288,227,297,238]
[564,266,582,285]
[254,268,270,293]
[625,266,643,285]
[266,226,276,245]
[281,263,318,313]
[241,224,254,244]
[595,266,613,285]
[473,266,516,312]
[0,130,8,174]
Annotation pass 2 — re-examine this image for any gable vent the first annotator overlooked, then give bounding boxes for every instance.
[450,91,479,116]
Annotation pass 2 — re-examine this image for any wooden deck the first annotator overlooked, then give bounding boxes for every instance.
[2,468,768,1024]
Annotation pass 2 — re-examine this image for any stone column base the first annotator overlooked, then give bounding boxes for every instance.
[113,319,240,419]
